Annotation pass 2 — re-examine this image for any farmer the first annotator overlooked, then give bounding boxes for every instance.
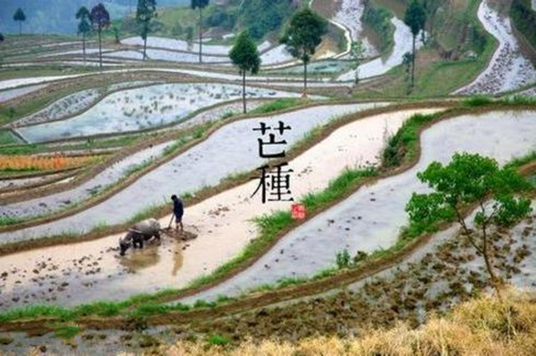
[171,194,184,232]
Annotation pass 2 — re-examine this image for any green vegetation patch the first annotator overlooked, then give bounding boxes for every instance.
[250,98,307,115]
[363,0,395,53]
[0,130,20,145]
[510,0,536,50]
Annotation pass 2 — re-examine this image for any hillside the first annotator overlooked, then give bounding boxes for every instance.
[0,0,189,35]
[0,0,535,354]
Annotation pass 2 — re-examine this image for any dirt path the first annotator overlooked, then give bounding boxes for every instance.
[182,110,536,304]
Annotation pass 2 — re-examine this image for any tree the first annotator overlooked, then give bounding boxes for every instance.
[136,0,157,60]
[0,33,4,68]
[229,31,261,114]
[406,153,532,299]
[76,7,91,63]
[191,0,210,63]
[90,3,111,70]
[402,52,414,95]
[281,8,327,96]
[186,26,194,51]
[403,0,426,92]
[13,8,26,36]
[350,40,366,85]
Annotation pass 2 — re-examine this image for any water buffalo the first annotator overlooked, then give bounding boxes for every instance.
[119,218,161,256]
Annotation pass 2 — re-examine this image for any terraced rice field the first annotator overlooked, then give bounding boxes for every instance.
[0,2,535,352]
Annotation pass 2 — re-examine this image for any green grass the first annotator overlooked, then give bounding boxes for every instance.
[301,168,377,212]
[510,0,536,49]
[0,135,141,156]
[90,222,109,233]
[208,334,230,346]
[53,325,81,340]
[462,95,495,108]
[0,215,26,227]
[0,130,19,145]
[365,0,496,98]
[125,204,164,226]
[251,98,306,115]
[363,0,395,53]
[505,151,536,170]
[500,95,536,106]
[382,111,443,167]
[527,175,536,188]
[122,159,155,176]
[187,167,377,290]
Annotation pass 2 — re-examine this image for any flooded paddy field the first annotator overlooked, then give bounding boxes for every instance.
[15,83,304,143]
[0,106,434,309]
[0,103,387,245]
[183,110,536,303]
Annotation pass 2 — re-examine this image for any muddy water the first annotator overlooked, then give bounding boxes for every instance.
[121,36,233,55]
[344,202,536,294]
[0,104,420,308]
[0,84,48,103]
[0,172,69,191]
[183,110,536,303]
[0,100,264,221]
[0,103,386,245]
[16,83,303,143]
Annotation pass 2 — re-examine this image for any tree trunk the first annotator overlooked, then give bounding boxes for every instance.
[303,60,308,96]
[411,35,416,91]
[98,28,103,70]
[199,7,203,63]
[242,70,247,114]
[19,22,22,36]
[481,217,502,301]
[143,30,148,61]
[82,33,86,63]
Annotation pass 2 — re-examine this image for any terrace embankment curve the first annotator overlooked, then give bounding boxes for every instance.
[181,109,536,304]
[0,107,440,308]
[0,103,389,246]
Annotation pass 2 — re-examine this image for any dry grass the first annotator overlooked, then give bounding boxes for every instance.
[0,154,98,171]
[160,289,536,356]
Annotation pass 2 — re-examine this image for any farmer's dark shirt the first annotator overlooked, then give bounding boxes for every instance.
[174,199,184,217]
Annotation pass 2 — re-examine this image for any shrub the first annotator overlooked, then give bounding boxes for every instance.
[336,249,351,269]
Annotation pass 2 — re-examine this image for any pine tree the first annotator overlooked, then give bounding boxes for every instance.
[13,8,26,36]
[229,31,261,113]
[76,7,91,63]
[281,8,327,95]
[350,40,366,85]
[404,0,426,92]
[137,0,157,60]
[90,3,111,70]
[191,0,210,63]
